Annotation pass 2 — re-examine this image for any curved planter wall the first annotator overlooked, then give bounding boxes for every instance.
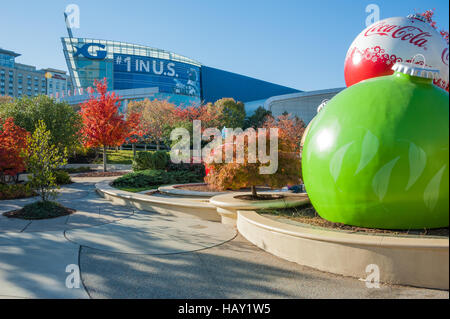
[95,181,220,222]
[237,211,449,290]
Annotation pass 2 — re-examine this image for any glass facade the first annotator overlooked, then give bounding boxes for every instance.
[62,37,202,105]
[0,53,15,68]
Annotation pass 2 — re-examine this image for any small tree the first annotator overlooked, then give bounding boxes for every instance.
[26,120,68,202]
[79,78,141,172]
[204,129,301,198]
[0,117,30,183]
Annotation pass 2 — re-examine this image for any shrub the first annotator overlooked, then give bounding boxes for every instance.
[132,151,169,171]
[0,95,82,153]
[68,147,99,164]
[112,169,203,190]
[166,162,206,178]
[0,183,36,200]
[54,170,72,185]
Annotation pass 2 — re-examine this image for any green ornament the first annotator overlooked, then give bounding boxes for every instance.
[302,63,449,229]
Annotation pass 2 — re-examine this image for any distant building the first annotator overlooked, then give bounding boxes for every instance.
[0,48,71,99]
[42,68,73,98]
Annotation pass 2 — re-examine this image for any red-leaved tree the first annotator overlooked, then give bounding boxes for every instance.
[0,117,30,183]
[79,78,141,172]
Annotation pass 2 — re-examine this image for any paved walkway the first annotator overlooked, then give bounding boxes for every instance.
[0,177,448,299]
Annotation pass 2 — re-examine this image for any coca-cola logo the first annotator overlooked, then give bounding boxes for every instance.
[442,48,449,66]
[364,23,431,49]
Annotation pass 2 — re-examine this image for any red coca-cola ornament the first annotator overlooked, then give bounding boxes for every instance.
[344,14,449,91]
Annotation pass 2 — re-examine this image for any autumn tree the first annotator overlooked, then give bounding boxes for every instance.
[204,128,301,198]
[263,113,305,154]
[127,98,175,152]
[79,78,141,172]
[0,117,30,183]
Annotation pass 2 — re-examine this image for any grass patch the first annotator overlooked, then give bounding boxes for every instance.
[3,201,75,220]
[93,150,134,165]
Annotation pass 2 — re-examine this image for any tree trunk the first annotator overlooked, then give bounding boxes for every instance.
[156,140,160,151]
[103,145,107,172]
[251,185,257,199]
[132,143,136,159]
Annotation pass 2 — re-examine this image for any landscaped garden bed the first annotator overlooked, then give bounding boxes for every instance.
[75,171,127,178]
[3,201,75,220]
[0,183,37,200]
[261,205,449,238]
[112,169,204,193]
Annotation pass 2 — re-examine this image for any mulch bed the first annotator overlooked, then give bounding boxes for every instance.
[236,194,285,201]
[262,204,449,237]
[3,201,76,220]
[177,184,271,193]
[74,171,127,177]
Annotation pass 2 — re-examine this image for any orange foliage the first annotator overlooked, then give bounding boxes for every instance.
[0,117,30,181]
[78,78,141,148]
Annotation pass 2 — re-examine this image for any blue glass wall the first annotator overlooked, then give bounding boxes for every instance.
[113,53,200,97]
[200,66,300,104]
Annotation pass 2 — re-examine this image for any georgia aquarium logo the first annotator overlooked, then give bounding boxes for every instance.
[73,43,107,60]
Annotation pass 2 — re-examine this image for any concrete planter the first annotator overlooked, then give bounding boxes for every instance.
[237,211,449,290]
[158,183,227,198]
[95,180,220,222]
[209,192,310,226]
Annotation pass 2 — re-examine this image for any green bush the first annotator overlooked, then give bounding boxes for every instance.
[54,170,72,185]
[68,147,98,164]
[112,169,202,190]
[0,183,36,200]
[132,151,169,171]
[61,166,93,174]
[167,162,206,178]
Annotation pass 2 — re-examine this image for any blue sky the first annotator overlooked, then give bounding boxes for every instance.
[1,0,448,91]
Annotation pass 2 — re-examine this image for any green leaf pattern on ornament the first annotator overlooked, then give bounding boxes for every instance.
[423,165,446,212]
[355,131,379,175]
[372,157,400,201]
[329,142,354,182]
[406,143,427,191]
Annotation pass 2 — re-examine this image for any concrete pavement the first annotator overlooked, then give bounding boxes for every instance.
[0,176,448,299]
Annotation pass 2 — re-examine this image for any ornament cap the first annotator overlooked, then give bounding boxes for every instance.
[392,62,440,80]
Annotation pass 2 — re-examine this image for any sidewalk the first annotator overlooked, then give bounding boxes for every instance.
[0,177,448,299]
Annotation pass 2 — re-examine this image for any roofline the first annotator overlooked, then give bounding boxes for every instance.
[61,36,202,66]
[0,48,21,57]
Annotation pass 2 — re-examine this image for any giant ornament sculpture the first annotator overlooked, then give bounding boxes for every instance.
[344,15,449,91]
[302,62,449,229]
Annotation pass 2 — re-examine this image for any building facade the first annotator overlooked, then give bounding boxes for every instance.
[0,48,72,99]
[0,48,47,98]
[61,37,300,108]
[42,68,73,98]
[263,88,345,124]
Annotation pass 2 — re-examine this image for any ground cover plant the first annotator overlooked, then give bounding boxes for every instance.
[112,169,203,192]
